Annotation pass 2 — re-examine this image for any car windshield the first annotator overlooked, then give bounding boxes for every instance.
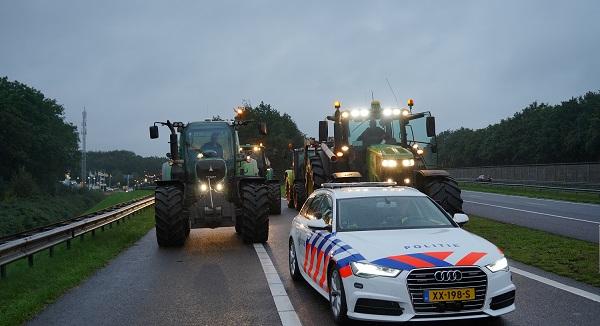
[336,196,454,232]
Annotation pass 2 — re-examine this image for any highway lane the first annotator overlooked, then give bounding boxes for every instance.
[29,227,281,326]
[30,202,600,325]
[462,190,600,242]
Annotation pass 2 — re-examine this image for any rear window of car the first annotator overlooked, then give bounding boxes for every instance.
[336,196,455,232]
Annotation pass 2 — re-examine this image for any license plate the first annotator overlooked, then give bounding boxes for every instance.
[424,288,476,302]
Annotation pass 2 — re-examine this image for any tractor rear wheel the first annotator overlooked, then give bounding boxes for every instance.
[293,181,307,210]
[423,177,463,216]
[240,183,270,243]
[306,154,327,195]
[155,186,187,247]
[267,183,282,215]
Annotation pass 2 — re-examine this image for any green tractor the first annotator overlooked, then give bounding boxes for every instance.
[149,117,271,246]
[239,143,281,215]
[305,99,463,215]
[284,143,314,210]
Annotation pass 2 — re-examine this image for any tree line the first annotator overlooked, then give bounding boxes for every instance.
[436,91,600,167]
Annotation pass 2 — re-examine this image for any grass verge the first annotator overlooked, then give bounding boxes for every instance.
[83,190,153,213]
[464,215,599,287]
[0,192,155,326]
[460,182,600,204]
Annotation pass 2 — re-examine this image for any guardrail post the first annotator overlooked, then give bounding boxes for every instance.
[28,254,34,267]
[66,239,71,249]
[80,234,84,242]
[49,246,54,257]
[1,264,6,279]
[92,229,96,237]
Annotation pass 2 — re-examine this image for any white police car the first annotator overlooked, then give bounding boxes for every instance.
[288,183,515,324]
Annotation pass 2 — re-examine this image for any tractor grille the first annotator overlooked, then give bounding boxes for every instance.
[406,267,487,314]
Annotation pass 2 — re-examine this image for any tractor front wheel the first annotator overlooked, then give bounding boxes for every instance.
[293,181,307,211]
[240,183,270,243]
[423,177,463,216]
[155,186,188,247]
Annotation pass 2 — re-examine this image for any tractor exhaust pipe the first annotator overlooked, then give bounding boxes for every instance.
[320,143,337,162]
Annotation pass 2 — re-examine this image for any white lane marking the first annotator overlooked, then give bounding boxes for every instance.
[527,202,546,206]
[464,200,600,225]
[462,190,600,207]
[254,244,302,326]
[511,267,600,303]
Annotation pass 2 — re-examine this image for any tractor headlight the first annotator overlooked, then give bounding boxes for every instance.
[341,145,349,152]
[404,178,411,184]
[360,109,369,117]
[341,111,349,119]
[215,183,224,191]
[401,159,415,167]
[486,257,509,272]
[351,110,360,118]
[197,153,203,159]
[381,159,397,168]
[200,183,208,192]
[383,108,392,116]
[351,261,401,278]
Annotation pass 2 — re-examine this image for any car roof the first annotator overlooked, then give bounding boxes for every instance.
[316,186,427,200]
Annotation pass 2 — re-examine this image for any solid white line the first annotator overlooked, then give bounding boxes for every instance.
[254,244,302,326]
[464,200,600,225]
[462,190,600,207]
[511,267,600,303]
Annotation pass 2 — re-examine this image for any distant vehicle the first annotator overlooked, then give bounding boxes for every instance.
[288,183,515,324]
[475,175,493,182]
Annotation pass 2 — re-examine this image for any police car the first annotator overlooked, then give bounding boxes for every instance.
[288,183,515,323]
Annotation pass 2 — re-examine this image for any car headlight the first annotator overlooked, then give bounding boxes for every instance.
[350,261,401,278]
[401,159,415,167]
[486,257,508,272]
[381,159,397,168]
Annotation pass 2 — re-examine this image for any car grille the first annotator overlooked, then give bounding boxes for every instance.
[406,267,487,314]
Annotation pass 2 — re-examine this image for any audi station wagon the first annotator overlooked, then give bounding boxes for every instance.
[288,183,515,324]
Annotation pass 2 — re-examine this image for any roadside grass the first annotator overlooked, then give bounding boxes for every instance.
[83,190,153,213]
[0,193,155,326]
[464,215,600,287]
[460,182,600,204]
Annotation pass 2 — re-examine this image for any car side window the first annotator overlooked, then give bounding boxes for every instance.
[319,195,333,225]
[305,196,323,219]
[300,197,314,217]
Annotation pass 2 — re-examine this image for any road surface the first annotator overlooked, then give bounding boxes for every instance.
[462,190,600,242]
[30,203,600,325]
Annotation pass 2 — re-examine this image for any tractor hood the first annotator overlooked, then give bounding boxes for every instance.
[367,144,414,160]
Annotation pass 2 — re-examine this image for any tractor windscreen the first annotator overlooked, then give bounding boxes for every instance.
[348,119,401,147]
[405,112,437,167]
[184,122,235,171]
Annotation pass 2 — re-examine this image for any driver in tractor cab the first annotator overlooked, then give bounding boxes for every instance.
[358,119,386,147]
[201,132,224,158]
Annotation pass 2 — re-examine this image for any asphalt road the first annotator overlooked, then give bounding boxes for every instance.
[30,202,600,325]
[462,190,600,242]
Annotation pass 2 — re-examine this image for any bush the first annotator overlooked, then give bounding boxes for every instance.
[8,168,39,198]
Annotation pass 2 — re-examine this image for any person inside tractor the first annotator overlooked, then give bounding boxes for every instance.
[201,132,224,158]
[357,119,386,147]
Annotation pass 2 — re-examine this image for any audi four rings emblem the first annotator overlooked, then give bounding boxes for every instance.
[434,270,463,282]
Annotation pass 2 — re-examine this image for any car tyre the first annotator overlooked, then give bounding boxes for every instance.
[329,266,349,325]
[289,239,302,281]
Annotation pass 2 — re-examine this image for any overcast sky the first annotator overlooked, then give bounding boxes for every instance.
[1,0,599,156]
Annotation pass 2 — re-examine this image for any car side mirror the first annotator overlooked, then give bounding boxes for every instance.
[426,116,436,137]
[306,218,331,232]
[149,125,159,139]
[259,121,268,135]
[453,213,469,226]
[319,121,328,142]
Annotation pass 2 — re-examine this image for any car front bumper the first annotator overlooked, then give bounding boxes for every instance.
[343,266,516,322]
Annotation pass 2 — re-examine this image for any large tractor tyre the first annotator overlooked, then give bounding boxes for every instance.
[155,186,188,247]
[267,183,282,215]
[306,154,327,195]
[293,181,307,211]
[240,183,270,243]
[286,181,295,208]
[423,177,463,216]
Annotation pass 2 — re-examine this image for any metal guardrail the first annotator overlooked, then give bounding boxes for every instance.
[458,180,600,194]
[0,196,155,278]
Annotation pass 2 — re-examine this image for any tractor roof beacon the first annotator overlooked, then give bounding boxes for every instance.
[303,99,463,215]
[149,109,271,246]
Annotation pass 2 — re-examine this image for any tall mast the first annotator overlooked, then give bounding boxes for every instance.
[81,108,87,186]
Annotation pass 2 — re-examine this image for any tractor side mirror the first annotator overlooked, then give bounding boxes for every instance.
[259,122,268,135]
[426,117,436,137]
[319,121,328,142]
[430,143,437,153]
[149,126,159,139]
